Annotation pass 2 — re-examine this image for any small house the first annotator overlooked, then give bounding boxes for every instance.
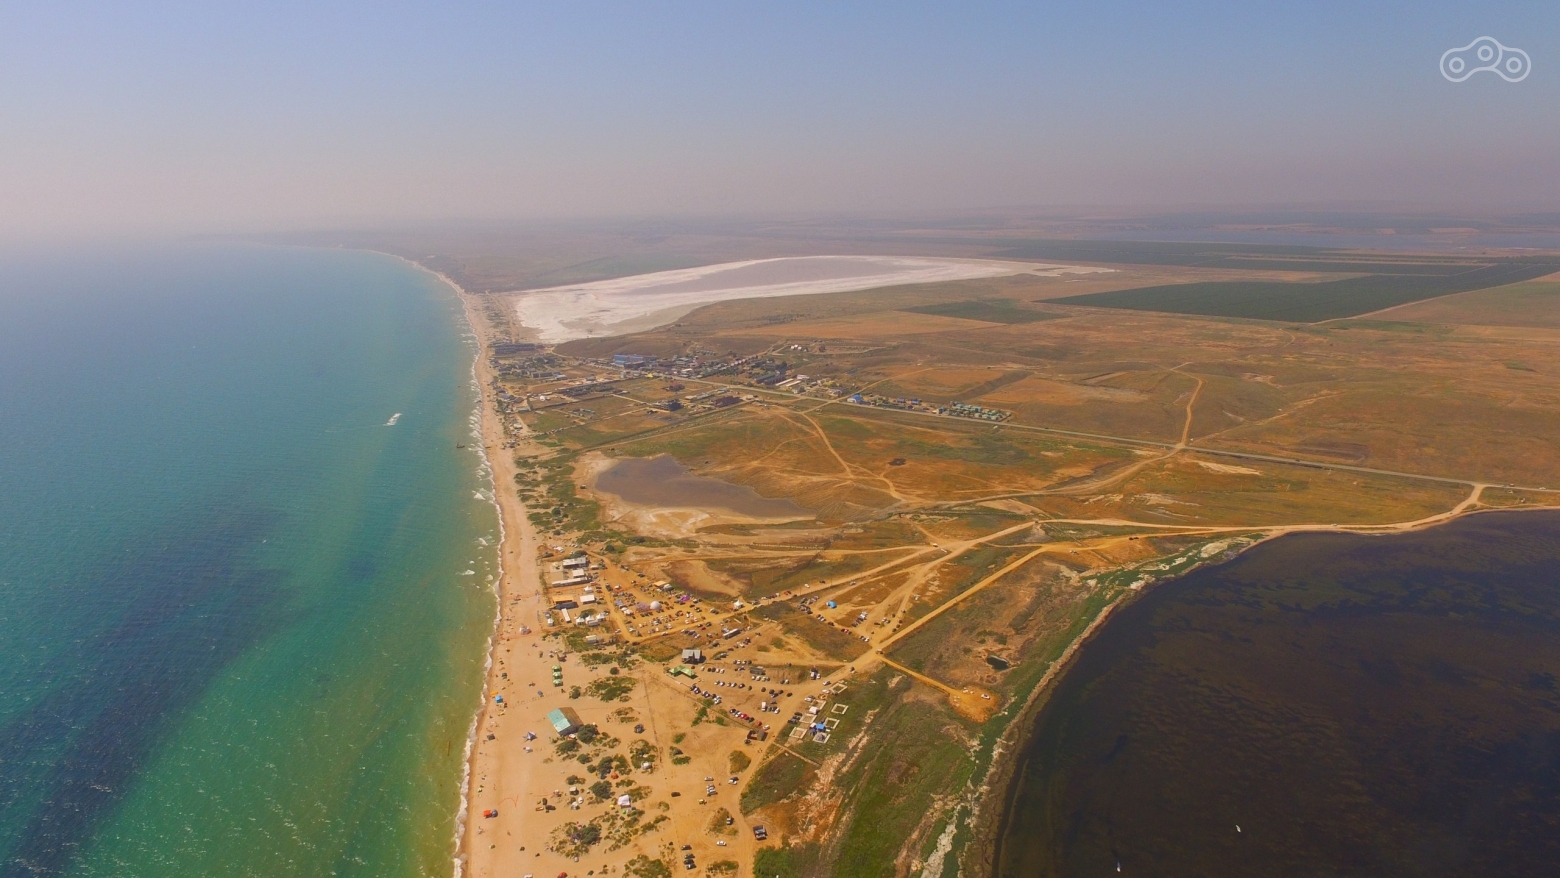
[547,707,583,736]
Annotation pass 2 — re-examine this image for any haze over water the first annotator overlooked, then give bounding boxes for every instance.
[0,245,496,877]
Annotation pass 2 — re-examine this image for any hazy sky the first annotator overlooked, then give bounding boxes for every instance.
[2,1,1558,239]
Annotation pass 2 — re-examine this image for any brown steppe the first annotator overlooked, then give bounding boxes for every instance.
[446,261,1560,878]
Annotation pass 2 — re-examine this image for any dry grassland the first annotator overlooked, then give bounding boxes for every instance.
[492,266,1560,878]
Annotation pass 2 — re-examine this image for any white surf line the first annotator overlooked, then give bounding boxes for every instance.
[379,250,504,878]
[511,255,1111,343]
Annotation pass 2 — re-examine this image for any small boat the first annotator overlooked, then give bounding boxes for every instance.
[385,413,401,426]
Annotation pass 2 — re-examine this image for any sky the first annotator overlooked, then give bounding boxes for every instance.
[1,1,1558,240]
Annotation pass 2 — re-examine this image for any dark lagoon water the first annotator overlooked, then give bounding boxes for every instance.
[995,511,1560,878]
[0,245,497,877]
[595,454,809,518]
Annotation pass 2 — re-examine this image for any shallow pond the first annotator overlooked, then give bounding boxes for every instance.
[595,455,809,519]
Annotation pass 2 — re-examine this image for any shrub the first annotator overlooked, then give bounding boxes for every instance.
[623,855,670,878]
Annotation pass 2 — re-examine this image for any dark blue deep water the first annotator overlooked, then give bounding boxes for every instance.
[997,511,1560,877]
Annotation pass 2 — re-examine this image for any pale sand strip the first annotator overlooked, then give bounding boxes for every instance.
[451,282,554,878]
[512,255,1110,342]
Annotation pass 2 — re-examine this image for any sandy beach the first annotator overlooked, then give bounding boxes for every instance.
[443,265,808,878]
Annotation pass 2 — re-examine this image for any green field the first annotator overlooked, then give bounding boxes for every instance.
[899,299,1063,324]
[1050,261,1560,322]
[991,238,1506,272]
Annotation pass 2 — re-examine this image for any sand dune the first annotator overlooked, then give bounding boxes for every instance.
[512,255,1108,342]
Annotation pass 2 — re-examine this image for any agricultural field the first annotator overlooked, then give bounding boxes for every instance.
[1051,260,1560,322]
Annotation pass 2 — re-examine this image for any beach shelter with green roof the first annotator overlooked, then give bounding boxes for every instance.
[548,707,583,736]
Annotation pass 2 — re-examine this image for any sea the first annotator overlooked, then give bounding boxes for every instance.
[0,244,499,877]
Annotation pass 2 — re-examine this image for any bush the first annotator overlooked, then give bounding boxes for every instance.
[576,724,599,744]
[590,780,613,800]
[623,855,671,878]
[587,676,636,702]
[729,750,752,773]
[753,844,820,878]
[550,820,604,857]
[629,739,657,768]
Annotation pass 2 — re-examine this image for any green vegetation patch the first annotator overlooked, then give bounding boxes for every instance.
[899,299,1063,325]
[741,751,815,813]
[1051,261,1559,322]
[752,600,871,660]
[827,680,979,878]
[623,854,672,878]
[753,844,822,878]
[587,676,637,702]
[993,238,1547,273]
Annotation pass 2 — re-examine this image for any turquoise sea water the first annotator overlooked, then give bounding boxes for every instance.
[0,245,497,877]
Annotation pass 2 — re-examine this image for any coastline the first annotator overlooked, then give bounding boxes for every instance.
[389,253,544,878]
[451,278,533,878]
[377,248,1560,877]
